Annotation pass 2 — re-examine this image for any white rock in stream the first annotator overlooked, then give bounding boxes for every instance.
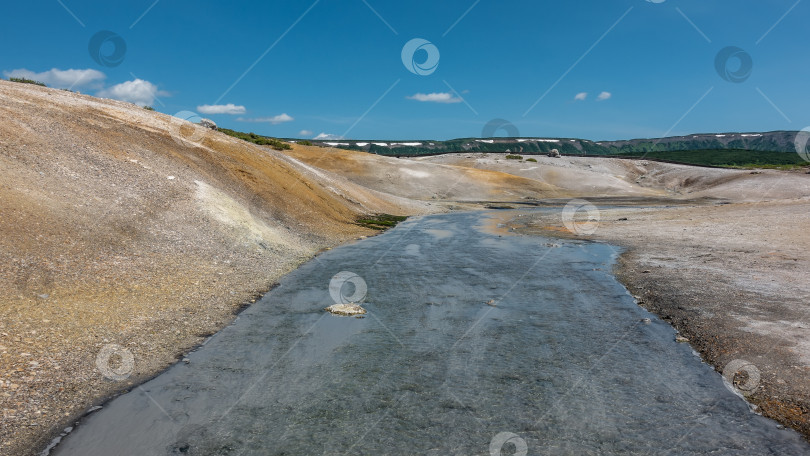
[325,303,366,316]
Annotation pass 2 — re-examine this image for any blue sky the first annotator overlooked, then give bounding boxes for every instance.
[2,0,807,140]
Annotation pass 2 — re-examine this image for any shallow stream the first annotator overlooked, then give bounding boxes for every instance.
[52,211,810,455]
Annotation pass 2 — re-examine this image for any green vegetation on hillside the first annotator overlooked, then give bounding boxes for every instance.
[600,133,798,154]
[356,214,408,230]
[219,128,291,150]
[9,77,46,87]
[617,149,810,169]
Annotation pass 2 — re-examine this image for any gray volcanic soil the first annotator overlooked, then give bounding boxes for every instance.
[501,199,810,438]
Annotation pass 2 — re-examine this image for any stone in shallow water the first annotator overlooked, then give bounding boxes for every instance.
[325,303,366,316]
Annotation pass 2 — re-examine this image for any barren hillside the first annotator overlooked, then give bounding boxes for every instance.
[0,80,438,455]
[419,153,810,202]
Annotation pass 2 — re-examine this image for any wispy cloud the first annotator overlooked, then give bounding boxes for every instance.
[237,113,294,124]
[406,92,462,103]
[197,103,246,115]
[299,129,313,136]
[314,133,342,140]
[97,79,168,106]
[3,68,106,89]
[574,92,588,101]
[597,91,612,101]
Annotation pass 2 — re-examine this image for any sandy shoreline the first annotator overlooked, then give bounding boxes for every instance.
[501,199,810,440]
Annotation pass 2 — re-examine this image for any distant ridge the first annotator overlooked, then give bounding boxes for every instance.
[293,131,802,157]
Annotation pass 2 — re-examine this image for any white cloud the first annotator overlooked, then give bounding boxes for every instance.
[314,133,342,140]
[3,68,106,89]
[299,130,313,137]
[574,92,588,101]
[406,92,462,103]
[597,91,612,101]
[237,113,294,124]
[97,79,168,106]
[197,103,246,115]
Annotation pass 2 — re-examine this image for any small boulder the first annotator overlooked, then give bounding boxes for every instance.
[325,303,366,316]
[548,148,560,158]
[198,118,218,130]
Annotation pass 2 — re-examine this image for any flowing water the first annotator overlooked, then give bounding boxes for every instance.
[52,211,810,455]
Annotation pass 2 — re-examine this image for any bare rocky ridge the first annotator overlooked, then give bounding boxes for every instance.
[2,80,810,454]
[304,130,802,155]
